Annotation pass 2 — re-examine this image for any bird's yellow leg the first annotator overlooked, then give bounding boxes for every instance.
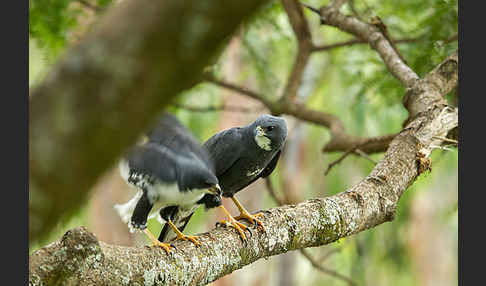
[144,228,172,253]
[167,220,201,247]
[232,196,265,231]
[218,205,248,241]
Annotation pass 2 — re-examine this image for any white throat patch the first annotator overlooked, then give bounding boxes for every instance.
[255,125,272,151]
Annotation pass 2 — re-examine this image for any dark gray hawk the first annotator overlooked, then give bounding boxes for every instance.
[203,114,287,240]
[114,113,222,253]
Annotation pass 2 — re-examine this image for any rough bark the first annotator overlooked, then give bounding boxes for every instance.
[29,52,458,286]
[29,0,268,244]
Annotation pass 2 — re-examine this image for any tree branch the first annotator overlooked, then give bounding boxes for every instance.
[280,0,314,102]
[205,73,397,154]
[29,0,269,244]
[303,2,420,87]
[172,103,264,113]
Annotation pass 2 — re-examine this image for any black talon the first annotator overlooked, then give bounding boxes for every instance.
[246,227,253,238]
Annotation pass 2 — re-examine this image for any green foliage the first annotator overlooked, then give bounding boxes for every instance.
[29,0,79,59]
[29,0,114,60]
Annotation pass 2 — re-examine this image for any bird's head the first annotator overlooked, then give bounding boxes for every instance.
[197,170,222,197]
[178,165,222,197]
[251,114,287,151]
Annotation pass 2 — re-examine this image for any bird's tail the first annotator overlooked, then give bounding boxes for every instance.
[113,191,143,231]
[158,205,199,242]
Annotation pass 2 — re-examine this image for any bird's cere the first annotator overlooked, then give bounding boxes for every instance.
[254,125,272,151]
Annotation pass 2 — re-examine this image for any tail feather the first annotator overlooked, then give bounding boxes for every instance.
[114,191,143,231]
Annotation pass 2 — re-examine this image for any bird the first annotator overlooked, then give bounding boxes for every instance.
[202,114,287,240]
[114,112,222,253]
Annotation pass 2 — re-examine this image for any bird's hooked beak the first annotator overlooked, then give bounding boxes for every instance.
[208,184,222,196]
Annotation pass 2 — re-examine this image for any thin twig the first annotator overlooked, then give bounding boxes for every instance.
[172,103,264,113]
[354,149,378,164]
[325,145,380,175]
[324,145,360,176]
[312,37,419,52]
[318,248,341,263]
[203,73,272,105]
[430,145,455,152]
[299,249,358,286]
[432,136,458,145]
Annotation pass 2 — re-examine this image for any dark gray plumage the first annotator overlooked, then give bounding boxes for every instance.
[114,112,221,251]
[201,114,287,240]
[204,114,287,196]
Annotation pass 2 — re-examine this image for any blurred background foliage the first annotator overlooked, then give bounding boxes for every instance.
[29,0,458,285]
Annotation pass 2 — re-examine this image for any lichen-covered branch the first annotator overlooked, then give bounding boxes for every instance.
[29,0,268,244]
[30,52,458,286]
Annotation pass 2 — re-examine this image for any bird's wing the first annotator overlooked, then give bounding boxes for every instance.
[203,127,244,177]
[158,204,200,242]
[232,150,282,191]
[258,150,282,178]
[147,113,215,171]
[125,143,178,183]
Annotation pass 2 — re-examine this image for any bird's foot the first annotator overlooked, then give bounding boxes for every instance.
[218,218,249,241]
[144,228,173,254]
[175,234,201,247]
[234,211,265,231]
[151,240,173,254]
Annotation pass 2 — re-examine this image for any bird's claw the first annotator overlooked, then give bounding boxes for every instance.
[175,234,202,247]
[234,212,265,231]
[151,241,173,254]
[218,219,248,241]
[144,228,174,254]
